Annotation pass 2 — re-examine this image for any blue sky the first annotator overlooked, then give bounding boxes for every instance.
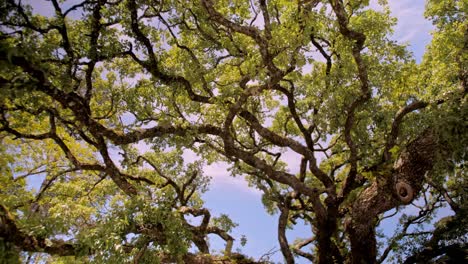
[199,0,435,262]
[22,0,435,263]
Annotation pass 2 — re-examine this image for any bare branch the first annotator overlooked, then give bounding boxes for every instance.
[383,101,429,161]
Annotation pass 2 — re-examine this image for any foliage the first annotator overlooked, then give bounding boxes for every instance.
[0,0,466,263]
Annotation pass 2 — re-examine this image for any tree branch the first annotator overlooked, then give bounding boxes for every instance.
[0,204,87,256]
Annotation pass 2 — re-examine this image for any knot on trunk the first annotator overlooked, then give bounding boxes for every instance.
[395,181,414,204]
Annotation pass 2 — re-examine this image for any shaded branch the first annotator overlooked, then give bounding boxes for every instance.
[0,204,87,256]
[200,0,282,77]
[292,237,316,262]
[383,101,429,161]
[330,0,371,202]
[278,204,294,264]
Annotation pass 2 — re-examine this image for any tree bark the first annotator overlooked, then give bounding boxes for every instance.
[278,206,295,264]
[0,204,82,256]
[347,130,437,264]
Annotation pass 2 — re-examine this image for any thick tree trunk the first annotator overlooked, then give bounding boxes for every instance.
[347,130,437,264]
[316,231,337,264]
[348,182,392,264]
[316,220,343,264]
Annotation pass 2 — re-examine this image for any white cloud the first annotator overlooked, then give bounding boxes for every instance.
[370,0,434,60]
[24,0,84,19]
[280,149,304,174]
[180,149,261,196]
[200,147,326,196]
[23,0,54,17]
[203,161,262,196]
[389,1,432,40]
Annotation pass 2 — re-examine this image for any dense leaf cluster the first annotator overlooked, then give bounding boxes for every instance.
[0,0,466,263]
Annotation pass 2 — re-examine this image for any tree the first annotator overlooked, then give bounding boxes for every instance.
[0,0,466,263]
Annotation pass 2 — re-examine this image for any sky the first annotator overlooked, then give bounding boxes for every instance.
[198,1,435,262]
[21,0,435,263]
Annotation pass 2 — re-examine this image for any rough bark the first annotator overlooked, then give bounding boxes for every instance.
[404,244,468,264]
[159,252,264,264]
[348,130,437,264]
[278,206,295,264]
[0,204,83,256]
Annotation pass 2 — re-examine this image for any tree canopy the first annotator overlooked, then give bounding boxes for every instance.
[0,0,466,263]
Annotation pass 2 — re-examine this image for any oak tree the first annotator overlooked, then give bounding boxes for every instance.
[0,0,466,263]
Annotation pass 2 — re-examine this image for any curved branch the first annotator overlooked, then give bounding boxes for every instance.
[0,204,87,256]
[377,201,439,264]
[292,237,316,262]
[126,0,211,103]
[278,205,294,264]
[348,129,437,263]
[206,226,234,256]
[383,101,429,161]
[330,0,371,201]
[239,110,333,189]
[96,136,138,196]
[179,207,211,231]
[200,0,282,77]
[404,243,467,264]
